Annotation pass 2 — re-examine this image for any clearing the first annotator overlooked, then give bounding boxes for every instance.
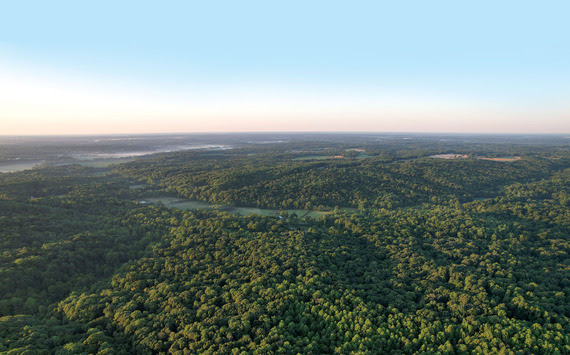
[429,154,468,159]
[478,156,521,162]
[141,196,332,218]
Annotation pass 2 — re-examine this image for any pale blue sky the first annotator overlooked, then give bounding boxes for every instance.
[1,0,569,134]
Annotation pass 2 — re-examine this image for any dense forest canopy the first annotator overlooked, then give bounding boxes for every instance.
[0,134,568,354]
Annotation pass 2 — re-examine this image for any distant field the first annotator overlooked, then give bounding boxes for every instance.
[0,161,43,173]
[429,154,521,162]
[232,208,330,218]
[478,156,521,162]
[142,197,332,218]
[232,207,278,216]
[128,184,147,190]
[429,154,468,159]
[0,157,135,173]
[293,155,336,160]
[143,197,215,210]
[77,157,137,168]
[292,154,370,161]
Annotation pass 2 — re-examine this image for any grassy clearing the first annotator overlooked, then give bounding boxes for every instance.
[170,201,215,209]
[141,196,335,219]
[143,197,215,210]
[303,211,331,218]
[77,157,136,168]
[0,161,42,173]
[230,208,331,218]
[293,154,369,161]
[429,154,468,159]
[142,197,179,205]
[341,207,358,213]
[128,184,147,190]
[232,207,276,216]
[478,157,521,162]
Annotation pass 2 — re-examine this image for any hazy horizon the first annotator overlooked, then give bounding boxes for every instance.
[1,131,570,138]
[2,1,569,135]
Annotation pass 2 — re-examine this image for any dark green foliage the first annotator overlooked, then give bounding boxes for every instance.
[1,140,568,353]
[113,148,568,210]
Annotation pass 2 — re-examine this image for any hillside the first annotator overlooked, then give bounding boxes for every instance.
[0,139,568,354]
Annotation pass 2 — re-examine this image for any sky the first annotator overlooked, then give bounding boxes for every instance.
[1,0,569,134]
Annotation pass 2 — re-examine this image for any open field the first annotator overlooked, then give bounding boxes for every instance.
[293,155,337,161]
[142,196,332,218]
[142,197,216,210]
[428,154,521,162]
[429,154,468,159]
[232,208,331,218]
[293,154,371,161]
[303,210,332,218]
[478,156,521,162]
[0,157,136,173]
[76,157,137,168]
[231,207,281,216]
[128,184,147,190]
[0,160,43,173]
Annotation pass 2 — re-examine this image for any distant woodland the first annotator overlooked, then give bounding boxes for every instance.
[0,137,568,354]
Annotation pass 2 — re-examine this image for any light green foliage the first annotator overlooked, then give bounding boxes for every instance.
[0,141,568,353]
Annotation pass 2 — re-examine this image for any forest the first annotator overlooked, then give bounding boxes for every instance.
[0,135,568,354]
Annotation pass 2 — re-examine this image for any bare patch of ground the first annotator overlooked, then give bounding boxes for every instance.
[478,156,521,162]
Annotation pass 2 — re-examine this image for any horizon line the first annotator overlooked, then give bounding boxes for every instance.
[1,131,569,137]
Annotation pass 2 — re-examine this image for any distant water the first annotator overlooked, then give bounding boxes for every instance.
[0,144,232,173]
[0,160,43,173]
[71,144,231,160]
